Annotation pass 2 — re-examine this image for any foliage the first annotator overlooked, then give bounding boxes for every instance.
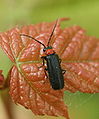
[0,19,99,119]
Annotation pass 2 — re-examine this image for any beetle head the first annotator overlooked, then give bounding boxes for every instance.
[43,46,52,52]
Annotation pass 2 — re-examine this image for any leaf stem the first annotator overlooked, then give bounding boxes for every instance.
[1,90,14,119]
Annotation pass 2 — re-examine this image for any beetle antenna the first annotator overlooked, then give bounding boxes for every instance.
[47,19,58,46]
[20,34,46,48]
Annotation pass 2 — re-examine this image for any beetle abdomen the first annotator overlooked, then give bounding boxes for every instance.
[45,54,64,90]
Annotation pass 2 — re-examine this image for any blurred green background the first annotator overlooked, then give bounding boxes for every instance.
[0,0,99,119]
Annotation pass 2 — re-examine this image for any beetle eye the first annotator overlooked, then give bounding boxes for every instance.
[43,48,46,52]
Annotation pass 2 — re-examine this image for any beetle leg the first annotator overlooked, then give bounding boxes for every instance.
[45,67,48,71]
[38,57,45,69]
[44,68,48,79]
[62,69,66,75]
[59,59,62,63]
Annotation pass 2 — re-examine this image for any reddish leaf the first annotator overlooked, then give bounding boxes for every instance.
[10,65,69,118]
[0,70,4,82]
[63,62,99,93]
[58,28,99,93]
[0,18,99,119]
[0,70,4,87]
[0,32,15,62]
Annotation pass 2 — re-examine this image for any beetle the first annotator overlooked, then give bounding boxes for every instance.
[20,20,66,90]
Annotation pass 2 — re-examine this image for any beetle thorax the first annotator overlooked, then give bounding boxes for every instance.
[45,49,55,55]
[43,46,55,55]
